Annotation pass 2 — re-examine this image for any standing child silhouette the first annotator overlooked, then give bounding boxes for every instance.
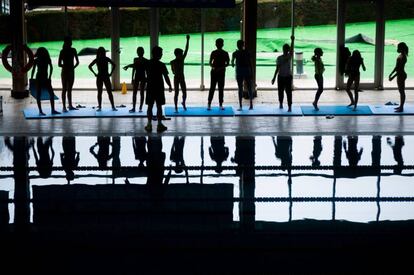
[58,36,79,112]
[170,35,190,113]
[389,42,408,112]
[145,46,173,133]
[231,39,253,110]
[345,50,366,111]
[207,38,230,110]
[30,47,60,115]
[311,48,325,111]
[88,47,117,111]
[124,46,148,112]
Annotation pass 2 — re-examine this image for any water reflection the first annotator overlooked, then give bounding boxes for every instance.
[0,135,414,225]
[60,136,79,183]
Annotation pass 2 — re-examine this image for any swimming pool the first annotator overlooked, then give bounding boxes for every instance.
[1,134,413,226]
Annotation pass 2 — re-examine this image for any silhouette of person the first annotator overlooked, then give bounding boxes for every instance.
[30,47,60,115]
[170,35,190,113]
[2,44,34,82]
[311,48,325,111]
[88,47,117,111]
[272,136,292,171]
[339,45,351,76]
[132,136,147,167]
[170,136,189,184]
[89,136,113,169]
[231,40,253,111]
[389,42,408,112]
[146,136,166,186]
[32,137,55,178]
[333,136,343,168]
[60,136,80,183]
[144,46,173,133]
[310,136,322,167]
[207,38,230,110]
[272,36,295,112]
[387,136,404,174]
[231,136,255,177]
[58,36,79,112]
[371,136,381,168]
[209,136,229,173]
[345,50,366,110]
[123,46,148,112]
[343,136,363,167]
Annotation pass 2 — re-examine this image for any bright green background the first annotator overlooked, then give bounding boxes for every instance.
[1,19,412,85]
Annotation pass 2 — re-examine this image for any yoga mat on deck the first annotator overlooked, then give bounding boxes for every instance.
[29,79,59,100]
[234,105,302,116]
[23,107,96,119]
[164,106,234,116]
[301,105,373,116]
[23,106,150,119]
[369,105,414,115]
[94,106,148,118]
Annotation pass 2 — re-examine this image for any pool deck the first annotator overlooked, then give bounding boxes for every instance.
[1,87,414,136]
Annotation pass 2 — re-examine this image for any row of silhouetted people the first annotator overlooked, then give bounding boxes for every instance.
[1,37,409,130]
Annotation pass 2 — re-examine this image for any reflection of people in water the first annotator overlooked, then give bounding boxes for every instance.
[60,136,80,183]
[343,136,363,167]
[371,136,382,168]
[147,136,166,186]
[32,137,55,178]
[231,136,255,176]
[170,136,189,184]
[333,136,343,167]
[209,136,229,173]
[89,136,113,169]
[310,136,322,167]
[272,136,292,171]
[387,136,404,174]
[5,136,32,166]
[133,136,147,167]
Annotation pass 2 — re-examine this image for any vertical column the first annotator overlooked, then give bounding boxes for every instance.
[200,9,205,90]
[150,8,160,54]
[336,0,346,90]
[12,137,31,229]
[10,0,28,98]
[111,7,121,91]
[290,0,295,77]
[374,0,385,90]
[243,0,257,95]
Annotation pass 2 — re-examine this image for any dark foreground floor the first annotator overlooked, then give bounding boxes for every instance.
[2,220,414,275]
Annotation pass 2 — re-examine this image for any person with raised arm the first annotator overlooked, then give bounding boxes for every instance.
[170,35,190,113]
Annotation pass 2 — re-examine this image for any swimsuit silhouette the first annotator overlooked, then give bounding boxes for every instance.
[345,50,366,110]
[170,35,190,113]
[231,40,253,110]
[389,42,408,112]
[124,47,149,112]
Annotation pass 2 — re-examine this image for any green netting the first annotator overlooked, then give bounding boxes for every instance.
[0,18,413,83]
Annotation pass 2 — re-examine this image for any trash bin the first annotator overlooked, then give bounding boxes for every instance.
[295,52,304,75]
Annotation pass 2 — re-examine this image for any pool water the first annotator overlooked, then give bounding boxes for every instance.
[1,135,414,225]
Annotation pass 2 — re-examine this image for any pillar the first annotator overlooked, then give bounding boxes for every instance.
[10,0,28,98]
[111,7,121,90]
[242,0,257,95]
[336,0,346,90]
[374,0,385,90]
[200,8,206,90]
[150,8,159,54]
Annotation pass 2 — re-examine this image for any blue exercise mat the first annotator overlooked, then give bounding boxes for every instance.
[29,79,58,100]
[301,105,373,116]
[23,106,151,119]
[94,106,148,117]
[23,107,95,119]
[164,106,235,116]
[235,105,302,116]
[369,105,414,115]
